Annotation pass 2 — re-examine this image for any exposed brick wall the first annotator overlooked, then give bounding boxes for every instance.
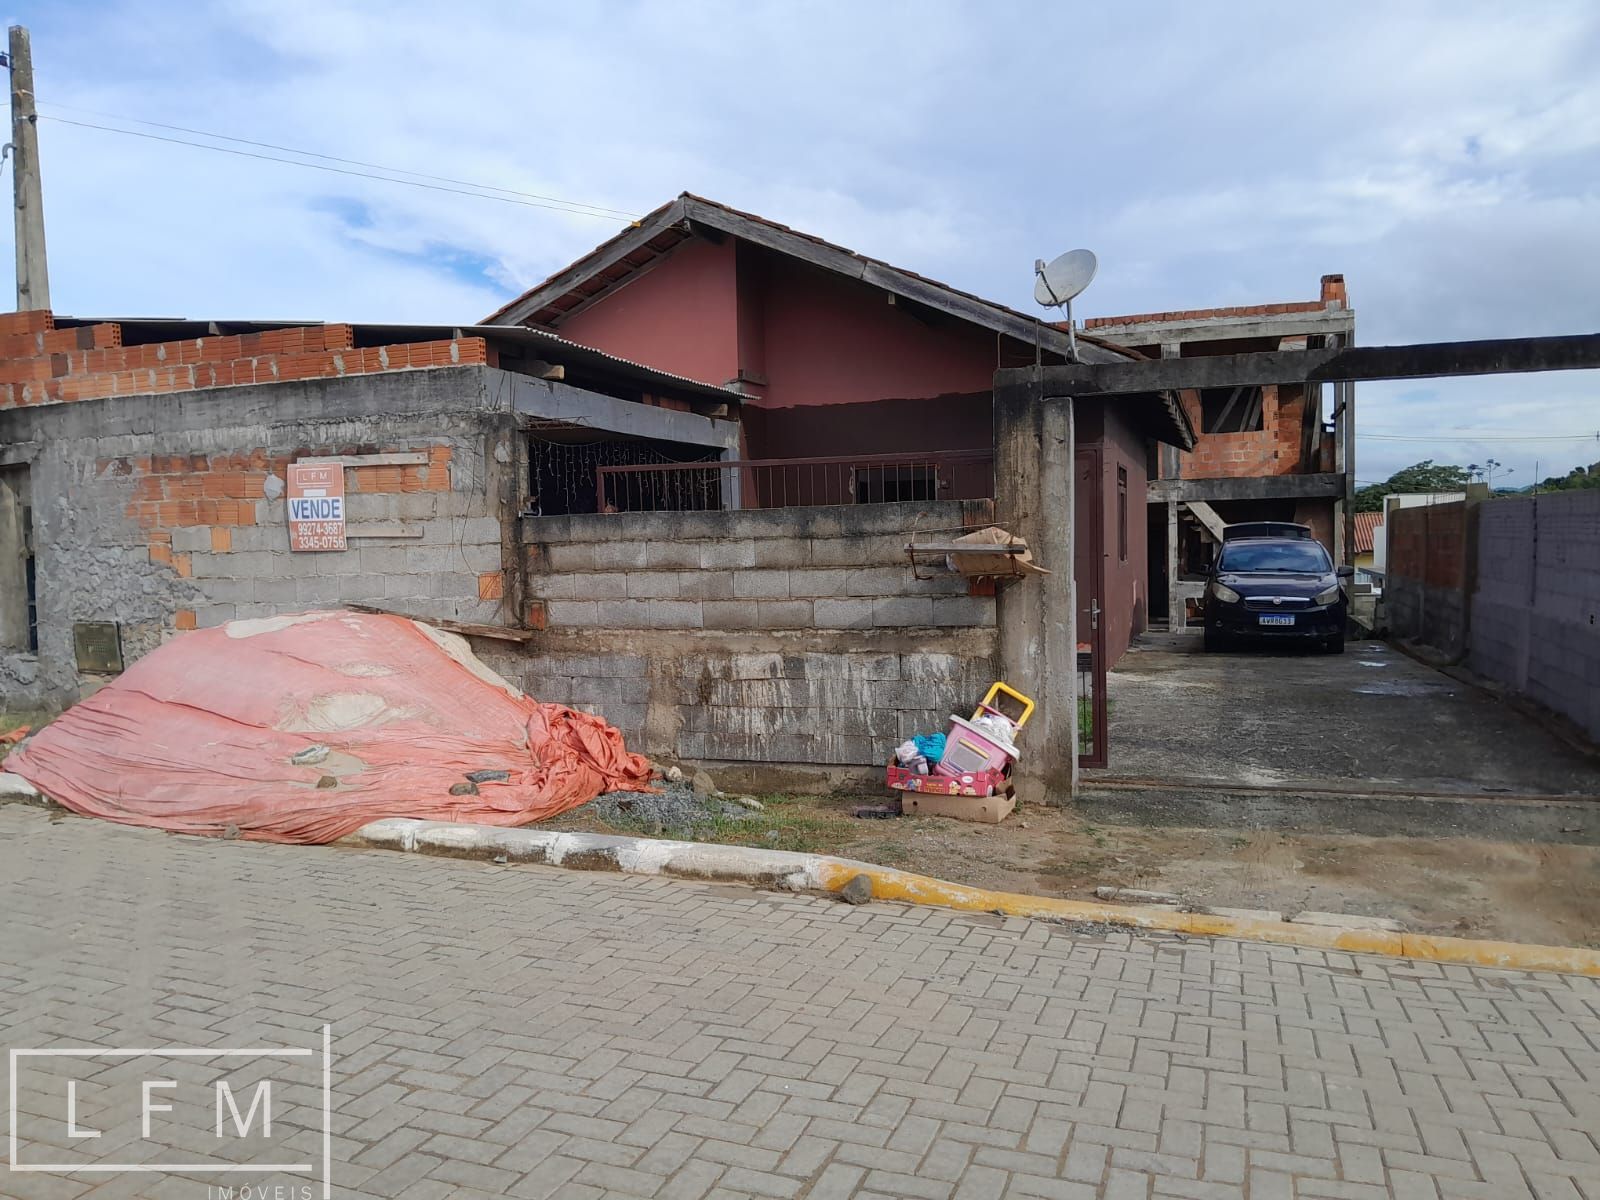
[1174,385,1316,479]
[1385,501,1476,660]
[1389,502,1471,590]
[0,311,487,408]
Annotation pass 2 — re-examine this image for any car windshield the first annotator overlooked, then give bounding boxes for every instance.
[1219,541,1330,574]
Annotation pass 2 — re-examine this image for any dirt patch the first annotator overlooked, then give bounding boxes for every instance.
[541,792,1600,949]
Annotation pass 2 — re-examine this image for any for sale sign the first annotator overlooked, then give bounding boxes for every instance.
[286,462,346,552]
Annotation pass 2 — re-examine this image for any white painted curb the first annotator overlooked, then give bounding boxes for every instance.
[346,817,1600,978]
[351,817,847,892]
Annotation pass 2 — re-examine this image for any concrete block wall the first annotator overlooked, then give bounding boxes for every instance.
[510,501,1000,768]
[1469,491,1600,742]
[176,455,505,633]
[0,367,510,708]
[523,501,997,633]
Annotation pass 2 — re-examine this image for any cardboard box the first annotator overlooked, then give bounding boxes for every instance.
[885,761,1007,796]
[900,789,1016,824]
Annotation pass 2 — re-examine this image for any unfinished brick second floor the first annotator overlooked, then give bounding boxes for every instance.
[1085,275,1352,483]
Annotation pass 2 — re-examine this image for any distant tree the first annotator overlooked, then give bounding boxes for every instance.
[1353,460,1471,512]
[1537,461,1600,492]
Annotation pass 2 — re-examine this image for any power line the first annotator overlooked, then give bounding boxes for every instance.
[36,112,640,222]
[1359,432,1599,442]
[1360,424,1598,435]
[38,101,640,219]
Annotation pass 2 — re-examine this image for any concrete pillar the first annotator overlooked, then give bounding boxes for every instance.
[994,372,1078,801]
[1166,500,1180,628]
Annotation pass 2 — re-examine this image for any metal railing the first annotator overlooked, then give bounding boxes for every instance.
[595,450,994,513]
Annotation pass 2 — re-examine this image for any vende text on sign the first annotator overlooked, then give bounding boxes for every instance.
[286,462,346,552]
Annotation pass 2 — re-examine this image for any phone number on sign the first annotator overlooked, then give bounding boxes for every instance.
[292,522,346,551]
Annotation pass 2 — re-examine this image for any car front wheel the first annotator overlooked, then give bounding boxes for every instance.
[1324,633,1345,654]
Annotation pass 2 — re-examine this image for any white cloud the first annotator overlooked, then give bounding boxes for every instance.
[4,0,1598,469]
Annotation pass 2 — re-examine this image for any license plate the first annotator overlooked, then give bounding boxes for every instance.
[1258,614,1295,627]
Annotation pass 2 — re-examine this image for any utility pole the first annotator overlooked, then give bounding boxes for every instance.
[7,25,50,312]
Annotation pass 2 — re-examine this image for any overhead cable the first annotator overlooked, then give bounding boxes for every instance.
[38,112,638,222]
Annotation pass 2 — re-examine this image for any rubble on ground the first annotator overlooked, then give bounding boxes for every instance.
[580,780,760,840]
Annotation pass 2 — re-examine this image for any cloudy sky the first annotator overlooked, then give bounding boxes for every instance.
[7,1,1599,486]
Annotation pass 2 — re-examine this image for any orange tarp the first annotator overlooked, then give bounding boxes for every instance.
[8,610,652,843]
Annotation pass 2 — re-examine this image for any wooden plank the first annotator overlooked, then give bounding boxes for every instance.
[299,452,428,468]
[906,541,1028,555]
[1184,501,1229,542]
[1086,307,1354,346]
[1010,332,1600,395]
[343,603,534,643]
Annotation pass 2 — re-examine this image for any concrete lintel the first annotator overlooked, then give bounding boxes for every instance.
[1149,473,1346,503]
[1009,332,1600,395]
[1088,307,1355,347]
[506,370,740,450]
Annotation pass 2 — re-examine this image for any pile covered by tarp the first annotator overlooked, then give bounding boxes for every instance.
[8,610,653,843]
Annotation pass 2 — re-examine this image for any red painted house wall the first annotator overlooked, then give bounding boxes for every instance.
[1074,399,1150,666]
[556,240,1002,459]
[755,254,997,407]
[557,237,741,389]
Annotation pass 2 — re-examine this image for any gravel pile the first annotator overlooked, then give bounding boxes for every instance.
[579,780,756,838]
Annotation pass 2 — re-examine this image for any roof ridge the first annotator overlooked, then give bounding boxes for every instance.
[482,192,1137,365]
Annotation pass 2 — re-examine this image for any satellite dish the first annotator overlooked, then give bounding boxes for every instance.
[1032,249,1098,361]
[1034,249,1098,308]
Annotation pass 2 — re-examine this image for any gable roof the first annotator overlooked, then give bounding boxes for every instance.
[486,194,1195,448]
[1353,510,1382,556]
[487,192,1138,362]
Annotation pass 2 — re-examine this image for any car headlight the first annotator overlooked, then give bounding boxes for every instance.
[1210,581,1241,604]
[1314,584,1341,605]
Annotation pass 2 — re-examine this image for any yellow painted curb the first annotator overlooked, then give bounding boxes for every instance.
[816,861,1600,977]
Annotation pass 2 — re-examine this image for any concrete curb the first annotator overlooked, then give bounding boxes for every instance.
[348,818,1600,978]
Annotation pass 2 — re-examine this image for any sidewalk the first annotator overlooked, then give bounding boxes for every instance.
[2,804,1597,1199]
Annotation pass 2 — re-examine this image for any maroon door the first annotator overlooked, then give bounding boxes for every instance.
[1074,446,1109,768]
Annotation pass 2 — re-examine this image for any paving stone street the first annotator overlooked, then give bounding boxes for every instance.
[1,804,1597,1200]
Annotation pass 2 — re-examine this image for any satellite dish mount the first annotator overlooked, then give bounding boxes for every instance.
[1033,249,1098,362]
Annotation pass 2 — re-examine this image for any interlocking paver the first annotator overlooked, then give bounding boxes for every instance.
[1,805,1597,1199]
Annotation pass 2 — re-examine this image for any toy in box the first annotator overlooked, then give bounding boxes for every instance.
[885,760,1017,823]
[885,760,1010,796]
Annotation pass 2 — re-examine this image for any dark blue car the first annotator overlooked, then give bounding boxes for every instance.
[1202,523,1352,654]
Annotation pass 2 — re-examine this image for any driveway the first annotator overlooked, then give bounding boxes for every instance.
[1101,632,1600,799]
[2,804,1598,1200]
